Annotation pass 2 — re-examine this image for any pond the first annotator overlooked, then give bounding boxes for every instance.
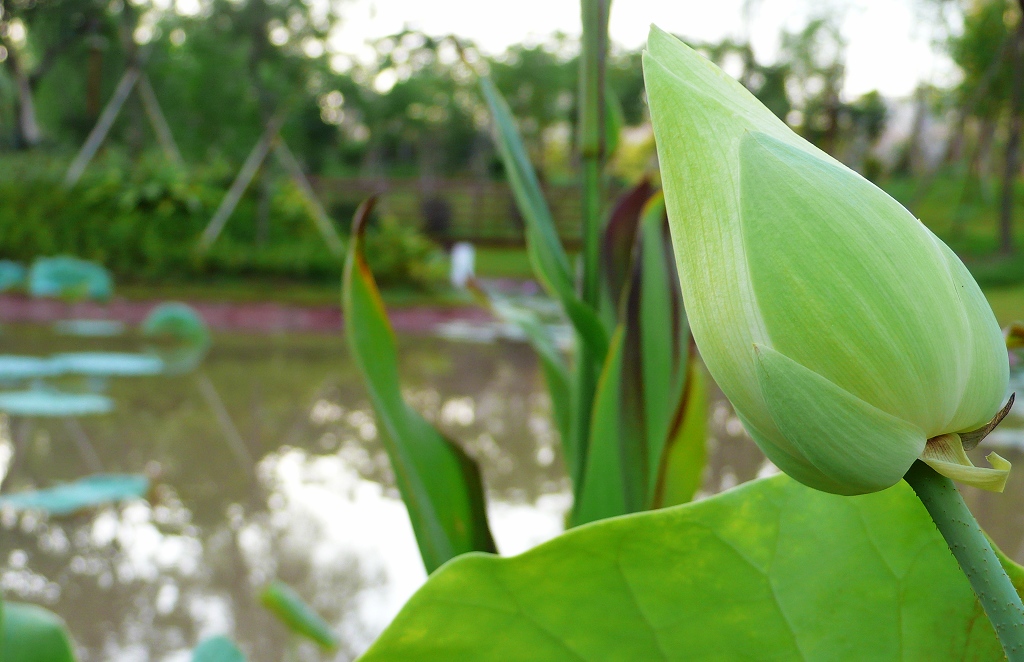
[1,322,1023,661]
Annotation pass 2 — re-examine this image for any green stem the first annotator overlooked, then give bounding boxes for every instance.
[570,0,609,499]
[578,0,608,310]
[904,460,1024,660]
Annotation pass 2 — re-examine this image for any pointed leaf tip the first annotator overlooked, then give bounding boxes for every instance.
[351,196,378,239]
[960,394,1014,451]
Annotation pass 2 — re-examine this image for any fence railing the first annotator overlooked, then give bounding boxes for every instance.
[312,176,600,246]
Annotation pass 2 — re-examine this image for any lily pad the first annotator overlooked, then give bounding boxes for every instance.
[142,302,211,348]
[1,602,76,662]
[52,352,164,377]
[54,319,126,337]
[0,474,149,516]
[0,390,113,417]
[0,260,26,292]
[360,475,1009,660]
[28,256,113,301]
[192,635,247,662]
[0,356,64,381]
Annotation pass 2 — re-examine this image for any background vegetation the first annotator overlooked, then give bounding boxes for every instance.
[5,0,1024,290]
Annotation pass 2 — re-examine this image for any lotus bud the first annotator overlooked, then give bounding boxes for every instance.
[643,26,1011,495]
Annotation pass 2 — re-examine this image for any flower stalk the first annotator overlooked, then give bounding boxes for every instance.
[904,460,1024,660]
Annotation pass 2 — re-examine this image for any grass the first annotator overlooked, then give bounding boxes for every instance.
[117,279,470,308]
[473,247,537,280]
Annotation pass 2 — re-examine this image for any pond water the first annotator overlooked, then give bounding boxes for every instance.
[1,323,1024,661]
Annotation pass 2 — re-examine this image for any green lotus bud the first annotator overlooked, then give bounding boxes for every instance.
[643,26,1010,495]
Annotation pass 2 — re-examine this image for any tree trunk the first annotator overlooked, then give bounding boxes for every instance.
[5,47,42,149]
[999,21,1024,255]
[256,164,272,247]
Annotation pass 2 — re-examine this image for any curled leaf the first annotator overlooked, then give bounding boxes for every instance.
[920,433,1010,493]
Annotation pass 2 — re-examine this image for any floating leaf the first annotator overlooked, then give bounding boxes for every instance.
[54,319,125,337]
[480,76,608,360]
[0,356,63,381]
[360,475,1010,660]
[192,635,247,662]
[0,474,149,516]
[0,260,26,292]
[142,302,211,349]
[259,581,338,651]
[343,199,496,572]
[28,256,112,302]
[0,390,113,417]
[52,353,164,377]
[1,602,76,662]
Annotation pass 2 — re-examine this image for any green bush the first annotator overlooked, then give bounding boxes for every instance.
[0,152,445,290]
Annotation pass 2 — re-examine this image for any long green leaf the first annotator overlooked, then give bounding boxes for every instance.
[600,179,654,310]
[259,581,338,651]
[571,328,628,527]
[343,199,496,572]
[469,282,572,459]
[359,475,1015,660]
[192,636,247,662]
[574,194,696,523]
[635,196,693,506]
[480,76,609,360]
[2,602,76,662]
[652,355,707,508]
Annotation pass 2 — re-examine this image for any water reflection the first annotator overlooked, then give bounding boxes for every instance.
[0,328,571,661]
[1,324,1023,661]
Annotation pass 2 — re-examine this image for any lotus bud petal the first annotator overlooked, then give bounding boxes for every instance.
[643,26,1010,495]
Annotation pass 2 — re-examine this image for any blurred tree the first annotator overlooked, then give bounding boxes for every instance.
[779,15,847,154]
[490,36,576,179]
[695,38,792,122]
[0,0,110,148]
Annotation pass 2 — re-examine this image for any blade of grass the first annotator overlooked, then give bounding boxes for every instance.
[343,199,497,572]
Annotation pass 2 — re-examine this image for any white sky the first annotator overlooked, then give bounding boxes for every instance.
[331,0,959,99]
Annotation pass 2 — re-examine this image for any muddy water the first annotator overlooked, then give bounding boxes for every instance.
[0,325,1022,661]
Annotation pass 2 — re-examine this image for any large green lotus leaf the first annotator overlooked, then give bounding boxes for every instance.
[0,474,149,516]
[359,474,1007,661]
[2,602,76,662]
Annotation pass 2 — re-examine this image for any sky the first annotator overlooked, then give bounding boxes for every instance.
[329,0,960,99]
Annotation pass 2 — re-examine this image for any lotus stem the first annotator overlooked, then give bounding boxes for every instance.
[904,460,1024,660]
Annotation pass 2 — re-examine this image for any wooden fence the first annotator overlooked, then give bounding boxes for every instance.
[312,176,601,246]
